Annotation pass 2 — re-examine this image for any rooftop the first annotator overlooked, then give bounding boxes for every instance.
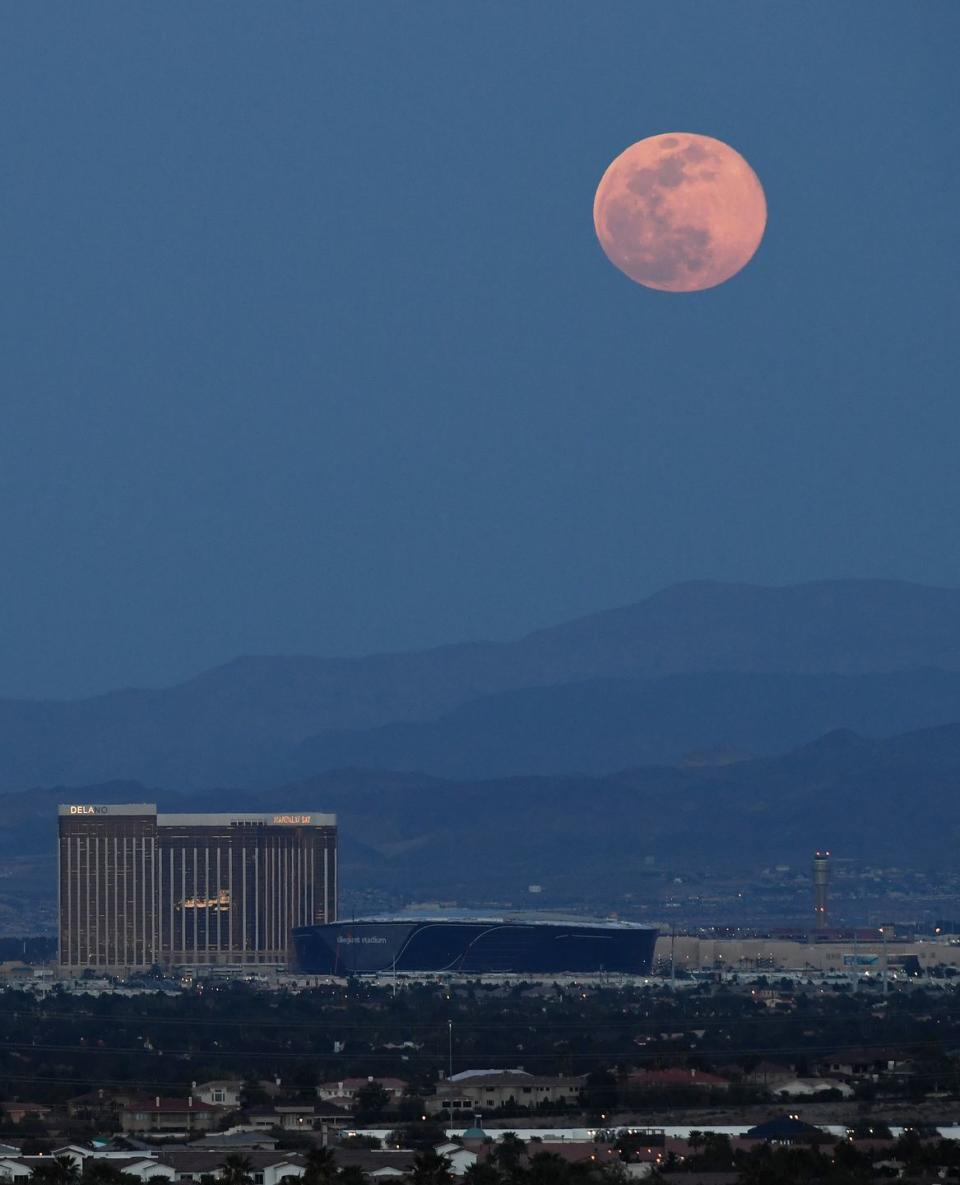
[58,804,335,826]
[443,1070,584,1088]
[123,1098,219,1115]
[159,1150,307,1172]
[322,911,655,931]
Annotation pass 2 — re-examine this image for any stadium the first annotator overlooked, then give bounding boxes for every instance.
[291,914,658,976]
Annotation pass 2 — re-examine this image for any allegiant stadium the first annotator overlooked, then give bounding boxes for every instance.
[291,914,658,976]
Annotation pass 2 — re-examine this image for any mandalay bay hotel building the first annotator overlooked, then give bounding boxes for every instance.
[58,804,337,973]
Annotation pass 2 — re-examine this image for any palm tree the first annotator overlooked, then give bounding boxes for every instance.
[303,1146,338,1185]
[463,1163,503,1185]
[491,1134,525,1180]
[220,1154,254,1185]
[409,1149,452,1185]
[31,1157,81,1185]
[336,1169,367,1185]
[81,1164,127,1185]
[526,1152,569,1185]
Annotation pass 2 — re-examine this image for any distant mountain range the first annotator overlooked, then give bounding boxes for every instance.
[6,720,960,901]
[4,578,960,791]
[292,667,960,779]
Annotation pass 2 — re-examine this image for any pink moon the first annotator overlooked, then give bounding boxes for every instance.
[593,133,767,292]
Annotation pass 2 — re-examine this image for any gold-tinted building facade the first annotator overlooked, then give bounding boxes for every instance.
[58,804,337,971]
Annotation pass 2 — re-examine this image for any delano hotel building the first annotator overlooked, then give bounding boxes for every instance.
[58,804,337,972]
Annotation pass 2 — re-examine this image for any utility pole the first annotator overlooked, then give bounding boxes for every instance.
[447,1018,453,1079]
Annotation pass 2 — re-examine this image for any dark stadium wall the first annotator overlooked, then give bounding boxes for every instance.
[292,920,658,976]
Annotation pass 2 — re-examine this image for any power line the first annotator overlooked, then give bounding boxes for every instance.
[0,1038,942,1067]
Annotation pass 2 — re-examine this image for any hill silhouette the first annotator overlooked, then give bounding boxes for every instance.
[8,721,960,902]
[4,578,960,791]
[293,667,960,778]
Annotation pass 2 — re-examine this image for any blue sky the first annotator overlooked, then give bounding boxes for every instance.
[0,2,957,697]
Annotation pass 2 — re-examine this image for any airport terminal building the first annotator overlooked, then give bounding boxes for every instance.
[292,915,658,977]
[58,804,337,972]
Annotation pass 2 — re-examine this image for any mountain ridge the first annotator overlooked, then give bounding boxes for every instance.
[3,578,960,791]
[291,667,960,779]
[7,718,960,905]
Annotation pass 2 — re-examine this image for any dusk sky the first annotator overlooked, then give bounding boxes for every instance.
[0,2,957,699]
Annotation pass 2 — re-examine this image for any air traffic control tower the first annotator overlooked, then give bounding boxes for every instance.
[813,849,830,929]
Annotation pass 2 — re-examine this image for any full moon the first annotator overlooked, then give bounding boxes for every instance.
[593,133,767,292]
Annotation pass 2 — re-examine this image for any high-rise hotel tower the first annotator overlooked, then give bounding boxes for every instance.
[58,804,337,972]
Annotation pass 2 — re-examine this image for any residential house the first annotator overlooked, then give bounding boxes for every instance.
[193,1081,244,1109]
[315,1078,407,1107]
[333,1151,417,1180]
[738,1062,796,1091]
[428,1070,585,1114]
[245,1101,353,1132]
[776,1077,853,1099]
[1,1104,52,1125]
[0,1159,31,1183]
[48,1148,99,1169]
[85,1158,175,1182]
[434,1143,478,1176]
[159,1148,306,1185]
[817,1049,907,1080]
[0,1157,174,1185]
[120,1097,220,1135]
[50,1146,179,1176]
[66,1091,140,1121]
[195,1133,279,1151]
[627,1069,729,1091]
